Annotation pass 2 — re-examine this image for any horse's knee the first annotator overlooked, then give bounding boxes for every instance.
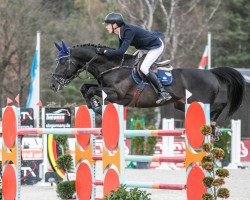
[87,88,96,97]
[80,84,88,94]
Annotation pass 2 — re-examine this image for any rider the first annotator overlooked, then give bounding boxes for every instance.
[96,12,172,104]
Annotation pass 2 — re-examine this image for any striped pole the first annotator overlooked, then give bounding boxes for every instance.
[124,182,185,190]
[92,180,185,190]
[17,127,102,136]
[124,129,184,137]
[125,155,185,163]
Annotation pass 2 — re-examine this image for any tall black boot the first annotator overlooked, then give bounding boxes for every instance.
[146,70,172,104]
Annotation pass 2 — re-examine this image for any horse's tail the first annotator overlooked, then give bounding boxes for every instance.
[210,67,245,117]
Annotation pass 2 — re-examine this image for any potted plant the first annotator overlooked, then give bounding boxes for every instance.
[104,185,151,200]
[55,135,76,200]
[201,143,230,200]
[56,180,75,200]
[200,125,230,200]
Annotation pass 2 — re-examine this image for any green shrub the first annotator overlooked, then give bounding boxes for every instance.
[56,180,75,200]
[55,134,76,199]
[132,136,145,155]
[202,192,213,200]
[56,154,74,172]
[202,177,214,188]
[104,185,151,200]
[54,135,69,155]
[202,162,214,172]
[217,188,230,199]
[211,148,225,160]
[132,124,157,156]
[200,125,212,136]
[54,135,69,146]
[201,155,213,164]
[202,143,212,153]
[216,168,229,178]
[145,136,157,155]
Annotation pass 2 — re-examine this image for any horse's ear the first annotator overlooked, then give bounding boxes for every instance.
[54,42,62,51]
[61,41,68,53]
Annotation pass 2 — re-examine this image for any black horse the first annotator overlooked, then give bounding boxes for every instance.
[51,41,245,124]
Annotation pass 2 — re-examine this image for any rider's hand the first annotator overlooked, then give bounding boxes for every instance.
[96,47,107,55]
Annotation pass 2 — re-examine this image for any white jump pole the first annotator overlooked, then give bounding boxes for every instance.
[157,118,177,170]
[228,119,242,169]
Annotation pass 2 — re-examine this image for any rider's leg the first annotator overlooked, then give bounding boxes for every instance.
[146,70,172,104]
[140,41,172,104]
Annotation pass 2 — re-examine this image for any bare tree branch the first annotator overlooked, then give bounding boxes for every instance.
[189,0,222,50]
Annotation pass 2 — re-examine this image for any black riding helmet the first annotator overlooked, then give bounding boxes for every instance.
[104,12,125,27]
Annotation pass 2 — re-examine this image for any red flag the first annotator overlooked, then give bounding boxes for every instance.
[6,97,13,106]
[198,45,208,70]
[36,100,43,107]
[15,94,20,107]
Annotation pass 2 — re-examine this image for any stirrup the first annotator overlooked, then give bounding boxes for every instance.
[156,92,172,104]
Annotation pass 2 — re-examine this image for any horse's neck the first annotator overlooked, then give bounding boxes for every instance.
[84,55,133,80]
[75,47,133,77]
[84,56,115,76]
[77,46,133,67]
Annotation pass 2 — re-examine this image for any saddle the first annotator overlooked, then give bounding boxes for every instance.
[128,53,173,107]
[133,54,173,82]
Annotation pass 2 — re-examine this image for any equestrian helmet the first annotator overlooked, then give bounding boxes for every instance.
[104,12,124,26]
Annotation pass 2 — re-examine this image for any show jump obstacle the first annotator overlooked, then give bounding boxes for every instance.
[2,102,210,200]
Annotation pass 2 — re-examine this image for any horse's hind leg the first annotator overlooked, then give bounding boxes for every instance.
[174,100,185,112]
[210,102,227,140]
[210,102,227,122]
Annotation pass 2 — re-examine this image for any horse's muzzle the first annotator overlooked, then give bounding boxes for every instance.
[50,82,62,92]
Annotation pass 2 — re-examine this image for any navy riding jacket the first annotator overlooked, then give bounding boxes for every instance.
[105,23,164,57]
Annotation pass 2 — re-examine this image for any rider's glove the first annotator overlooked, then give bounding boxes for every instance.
[96,47,107,55]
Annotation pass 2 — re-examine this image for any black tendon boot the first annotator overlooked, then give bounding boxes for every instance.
[146,70,172,104]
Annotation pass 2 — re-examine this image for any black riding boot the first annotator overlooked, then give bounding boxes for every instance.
[146,70,172,104]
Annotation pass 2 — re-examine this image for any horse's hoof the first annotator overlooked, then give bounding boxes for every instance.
[211,126,222,141]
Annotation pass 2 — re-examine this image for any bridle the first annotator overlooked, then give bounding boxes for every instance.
[52,49,97,88]
[52,47,134,88]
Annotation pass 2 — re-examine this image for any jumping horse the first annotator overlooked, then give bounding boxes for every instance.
[51,41,245,128]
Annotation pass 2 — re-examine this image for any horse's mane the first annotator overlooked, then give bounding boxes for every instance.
[72,43,134,61]
[72,43,115,51]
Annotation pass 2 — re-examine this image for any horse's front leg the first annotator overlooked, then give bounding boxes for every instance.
[80,83,99,109]
[86,86,119,114]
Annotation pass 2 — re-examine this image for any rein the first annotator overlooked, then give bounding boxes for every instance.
[97,65,133,79]
[96,55,133,79]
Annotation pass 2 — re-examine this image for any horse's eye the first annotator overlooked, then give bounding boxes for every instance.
[60,59,67,65]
